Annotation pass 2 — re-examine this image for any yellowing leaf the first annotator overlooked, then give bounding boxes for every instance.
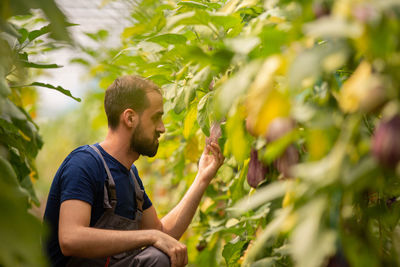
[245,56,288,136]
[183,105,197,139]
[338,61,371,113]
[90,64,105,77]
[269,16,286,24]
[184,135,201,162]
[226,106,250,163]
[254,90,291,136]
[307,129,330,160]
[121,24,147,39]
[282,189,295,208]
[156,139,181,159]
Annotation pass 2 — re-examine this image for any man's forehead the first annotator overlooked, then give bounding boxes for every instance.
[146,91,164,112]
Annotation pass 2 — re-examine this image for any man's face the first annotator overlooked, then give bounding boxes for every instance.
[130,91,165,157]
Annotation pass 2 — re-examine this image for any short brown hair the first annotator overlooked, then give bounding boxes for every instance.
[104,75,161,129]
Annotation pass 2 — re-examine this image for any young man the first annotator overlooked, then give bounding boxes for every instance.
[43,75,224,267]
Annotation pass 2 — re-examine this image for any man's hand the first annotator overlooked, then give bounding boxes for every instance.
[152,230,188,267]
[198,142,224,183]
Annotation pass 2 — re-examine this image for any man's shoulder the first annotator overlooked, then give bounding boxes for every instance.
[55,144,105,190]
[62,144,102,170]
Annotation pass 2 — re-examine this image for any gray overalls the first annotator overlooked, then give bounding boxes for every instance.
[67,145,170,267]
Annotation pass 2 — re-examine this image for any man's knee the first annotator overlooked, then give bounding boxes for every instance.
[134,246,170,267]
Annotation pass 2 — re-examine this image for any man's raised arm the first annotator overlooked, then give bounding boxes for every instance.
[141,142,224,240]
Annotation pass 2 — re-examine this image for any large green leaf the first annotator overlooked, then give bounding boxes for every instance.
[0,157,46,266]
[30,82,81,102]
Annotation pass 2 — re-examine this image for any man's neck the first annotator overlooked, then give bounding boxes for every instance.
[99,130,139,170]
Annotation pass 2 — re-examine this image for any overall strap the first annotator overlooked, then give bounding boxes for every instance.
[89,145,117,209]
[130,169,144,212]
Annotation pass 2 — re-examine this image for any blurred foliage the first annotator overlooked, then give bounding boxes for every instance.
[0,0,79,265]
[3,0,392,266]
[67,0,400,266]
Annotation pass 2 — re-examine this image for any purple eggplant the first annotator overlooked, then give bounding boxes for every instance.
[247,148,268,188]
[274,145,299,178]
[372,115,400,168]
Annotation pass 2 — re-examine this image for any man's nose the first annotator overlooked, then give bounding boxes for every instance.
[158,121,166,133]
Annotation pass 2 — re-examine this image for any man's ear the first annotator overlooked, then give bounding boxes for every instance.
[121,109,139,129]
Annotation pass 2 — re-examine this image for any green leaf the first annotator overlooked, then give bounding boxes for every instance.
[209,13,242,31]
[20,174,39,206]
[197,92,213,136]
[0,155,19,186]
[21,61,63,69]
[30,82,81,102]
[252,25,288,58]
[146,33,187,46]
[177,1,208,10]
[243,209,290,265]
[0,74,11,97]
[230,158,249,203]
[17,27,29,43]
[174,86,187,114]
[147,74,172,86]
[69,57,90,66]
[222,237,248,266]
[167,11,210,28]
[85,29,109,41]
[28,24,51,41]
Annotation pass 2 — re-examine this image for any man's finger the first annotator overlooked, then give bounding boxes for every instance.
[219,152,225,163]
[169,251,177,267]
[184,246,188,266]
[210,142,221,151]
[209,144,221,158]
[203,144,211,155]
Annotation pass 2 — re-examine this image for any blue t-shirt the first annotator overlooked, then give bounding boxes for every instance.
[43,143,152,267]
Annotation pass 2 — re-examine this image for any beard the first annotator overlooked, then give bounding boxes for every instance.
[130,122,160,157]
